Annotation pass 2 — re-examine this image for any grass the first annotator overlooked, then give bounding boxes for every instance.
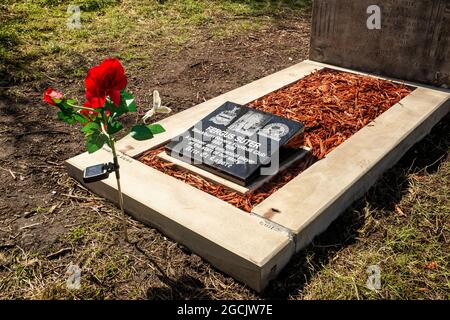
[299,130,450,300]
[0,0,311,85]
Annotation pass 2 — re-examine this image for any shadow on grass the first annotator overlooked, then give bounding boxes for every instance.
[0,7,34,86]
[147,274,213,300]
[228,0,312,13]
[258,112,450,299]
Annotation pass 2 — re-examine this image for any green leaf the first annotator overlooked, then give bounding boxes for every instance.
[55,99,90,126]
[81,122,100,136]
[107,119,123,135]
[105,90,134,118]
[73,113,90,125]
[147,123,165,135]
[105,98,123,117]
[102,91,137,122]
[105,137,112,149]
[121,90,137,112]
[130,124,153,141]
[82,122,106,153]
[57,111,76,125]
[85,130,107,154]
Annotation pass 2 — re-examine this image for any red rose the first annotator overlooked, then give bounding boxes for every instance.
[85,58,127,108]
[43,87,64,106]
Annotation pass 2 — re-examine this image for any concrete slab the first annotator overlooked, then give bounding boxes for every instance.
[66,148,295,292]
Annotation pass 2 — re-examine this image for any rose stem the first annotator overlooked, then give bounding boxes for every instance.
[66,101,97,112]
[108,135,129,243]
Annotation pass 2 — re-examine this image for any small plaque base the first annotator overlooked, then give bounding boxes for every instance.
[158,147,310,194]
[165,102,305,186]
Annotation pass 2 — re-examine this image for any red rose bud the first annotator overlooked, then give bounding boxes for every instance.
[85,58,127,108]
[43,87,64,106]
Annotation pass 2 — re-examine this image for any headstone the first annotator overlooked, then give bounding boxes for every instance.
[310,0,450,87]
[165,102,304,186]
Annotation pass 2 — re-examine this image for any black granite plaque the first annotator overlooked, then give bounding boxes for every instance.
[165,102,305,186]
[310,0,450,87]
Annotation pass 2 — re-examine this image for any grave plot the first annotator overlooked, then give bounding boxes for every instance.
[138,69,413,212]
[66,0,450,291]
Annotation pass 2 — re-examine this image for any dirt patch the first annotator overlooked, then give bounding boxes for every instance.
[128,18,311,117]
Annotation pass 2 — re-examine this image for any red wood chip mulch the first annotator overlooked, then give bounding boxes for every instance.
[138,69,412,212]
